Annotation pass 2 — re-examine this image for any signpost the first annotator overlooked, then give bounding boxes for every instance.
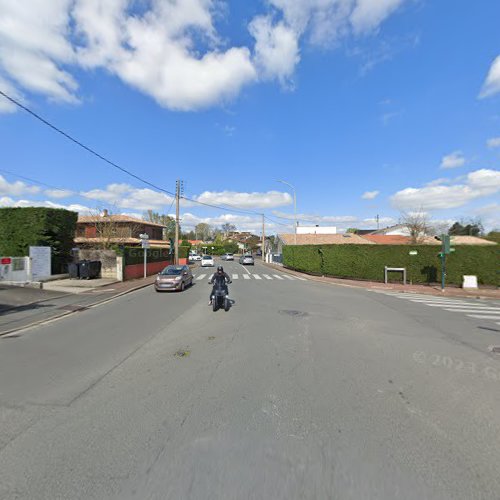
[139,234,150,279]
[439,235,454,291]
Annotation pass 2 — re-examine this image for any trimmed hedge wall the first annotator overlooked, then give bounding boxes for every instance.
[283,244,499,286]
[122,246,189,265]
[0,207,78,273]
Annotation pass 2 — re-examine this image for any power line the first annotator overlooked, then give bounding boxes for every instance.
[0,89,293,221]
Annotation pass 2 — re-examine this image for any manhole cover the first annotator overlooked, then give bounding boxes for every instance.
[489,346,500,354]
[57,304,89,312]
[174,349,190,358]
[279,310,309,318]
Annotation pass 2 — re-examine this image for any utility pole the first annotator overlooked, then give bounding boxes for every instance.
[376,214,380,230]
[175,180,180,265]
[262,214,265,262]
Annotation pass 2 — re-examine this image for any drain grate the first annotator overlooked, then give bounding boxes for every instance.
[279,309,309,318]
[57,304,89,312]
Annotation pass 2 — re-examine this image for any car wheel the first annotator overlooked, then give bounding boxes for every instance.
[180,282,185,292]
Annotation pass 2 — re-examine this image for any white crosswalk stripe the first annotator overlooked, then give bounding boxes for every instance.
[193,272,307,282]
[467,314,500,320]
[371,289,500,324]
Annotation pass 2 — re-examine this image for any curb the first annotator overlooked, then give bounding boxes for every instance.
[262,263,500,301]
[0,279,154,338]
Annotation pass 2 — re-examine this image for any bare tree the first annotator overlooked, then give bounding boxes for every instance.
[89,209,139,249]
[399,211,430,244]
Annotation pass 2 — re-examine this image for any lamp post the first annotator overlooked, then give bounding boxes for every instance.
[277,180,297,245]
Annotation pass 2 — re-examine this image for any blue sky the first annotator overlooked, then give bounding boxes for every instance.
[0,0,499,234]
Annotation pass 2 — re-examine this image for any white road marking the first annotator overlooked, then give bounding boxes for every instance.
[444,309,500,314]
[253,274,262,280]
[429,305,500,311]
[294,276,307,281]
[273,275,284,280]
[197,274,207,280]
[282,275,295,280]
[232,274,239,279]
[243,274,251,280]
[263,274,273,280]
[467,314,500,320]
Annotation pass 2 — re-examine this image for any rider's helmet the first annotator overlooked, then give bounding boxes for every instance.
[217,265,224,273]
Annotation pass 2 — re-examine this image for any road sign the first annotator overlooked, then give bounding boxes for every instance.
[409,250,418,255]
[141,240,150,249]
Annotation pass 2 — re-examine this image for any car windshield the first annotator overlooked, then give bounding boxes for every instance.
[160,266,183,276]
[202,256,212,260]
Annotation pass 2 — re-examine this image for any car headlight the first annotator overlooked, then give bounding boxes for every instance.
[174,276,182,281]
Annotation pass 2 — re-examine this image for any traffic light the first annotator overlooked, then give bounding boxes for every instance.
[169,238,175,255]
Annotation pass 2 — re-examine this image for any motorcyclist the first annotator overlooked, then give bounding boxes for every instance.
[209,265,232,305]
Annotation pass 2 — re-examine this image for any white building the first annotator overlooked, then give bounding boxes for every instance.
[296,225,337,235]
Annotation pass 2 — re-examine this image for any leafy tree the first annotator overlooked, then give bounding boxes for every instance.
[448,219,484,236]
[194,223,212,241]
[143,210,176,239]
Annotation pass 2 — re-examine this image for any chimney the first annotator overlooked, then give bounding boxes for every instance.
[102,209,109,217]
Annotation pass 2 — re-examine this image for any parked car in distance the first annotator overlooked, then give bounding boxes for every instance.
[239,254,254,265]
[155,265,193,292]
[221,253,234,261]
[189,253,202,262]
[201,255,215,267]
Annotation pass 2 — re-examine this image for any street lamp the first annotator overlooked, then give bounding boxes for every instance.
[277,179,297,245]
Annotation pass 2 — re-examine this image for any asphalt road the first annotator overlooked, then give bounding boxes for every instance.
[1,258,500,499]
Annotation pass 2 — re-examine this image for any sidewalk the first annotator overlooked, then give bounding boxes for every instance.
[0,276,157,337]
[264,263,500,300]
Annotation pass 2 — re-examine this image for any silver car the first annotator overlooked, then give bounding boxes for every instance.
[239,254,254,265]
[155,265,193,292]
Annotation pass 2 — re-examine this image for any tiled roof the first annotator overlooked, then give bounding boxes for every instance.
[450,236,497,245]
[74,237,140,244]
[278,233,375,245]
[77,215,166,228]
[362,235,441,245]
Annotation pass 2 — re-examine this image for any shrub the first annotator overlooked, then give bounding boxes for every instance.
[283,244,499,286]
[0,207,78,273]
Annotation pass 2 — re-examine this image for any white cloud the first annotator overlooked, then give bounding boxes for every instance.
[479,55,500,99]
[81,183,176,211]
[0,0,408,112]
[44,188,74,198]
[391,168,500,210]
[0,0,77,104]
[180,212,279,233]
[0,175,40,196]
[0,195,91,213]
[195,190,292,209]
[250,16,300,85]
[350,0,405,34]
[440,151,466,169]
[361,190,379,200]
[272,210,359,224]
[487,136,500,149]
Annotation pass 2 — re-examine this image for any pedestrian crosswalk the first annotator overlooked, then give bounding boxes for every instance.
[371,290,500,325]
[195,273,306,282]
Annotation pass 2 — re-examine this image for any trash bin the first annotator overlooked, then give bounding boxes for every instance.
[68,262,80,279]
[88,260,101,279]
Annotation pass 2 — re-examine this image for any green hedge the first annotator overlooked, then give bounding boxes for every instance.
[123,246,189,265]
[0,207,77,273]
[283,244,499,286]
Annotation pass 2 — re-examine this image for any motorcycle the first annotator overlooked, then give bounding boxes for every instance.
[209,280,232,312]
